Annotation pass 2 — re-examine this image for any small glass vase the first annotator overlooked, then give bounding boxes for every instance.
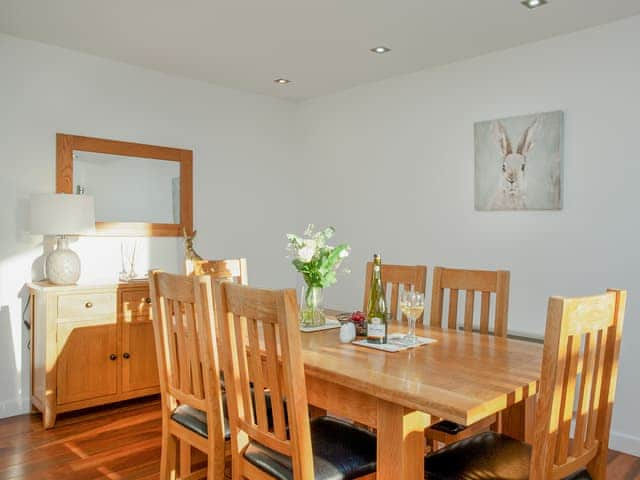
[300,284,326,327]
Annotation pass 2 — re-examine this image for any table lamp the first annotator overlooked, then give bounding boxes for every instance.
[30,193,96,285]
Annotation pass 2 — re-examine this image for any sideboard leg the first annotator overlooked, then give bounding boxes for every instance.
[43,399,57,429]
[43,410,56,429]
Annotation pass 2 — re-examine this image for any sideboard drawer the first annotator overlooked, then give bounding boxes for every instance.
[122,289,152,320]
[58,292,116,319]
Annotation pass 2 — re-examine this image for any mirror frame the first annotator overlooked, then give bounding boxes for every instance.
[56,133,193,236]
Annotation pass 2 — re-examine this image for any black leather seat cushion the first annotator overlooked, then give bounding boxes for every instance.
[244,416,376,480]
[425,432,592,480]
[170,390,282,441]
[171,396,231,440]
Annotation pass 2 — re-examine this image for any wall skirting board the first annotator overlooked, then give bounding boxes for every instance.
[610,432,640,458]
[0,398,31,420]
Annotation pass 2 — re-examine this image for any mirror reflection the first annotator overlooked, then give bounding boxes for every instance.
[73,151,180,224]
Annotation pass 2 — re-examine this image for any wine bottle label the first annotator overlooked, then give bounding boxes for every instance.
[367,318,386,339]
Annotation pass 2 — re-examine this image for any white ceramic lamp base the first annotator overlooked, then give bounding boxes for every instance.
[46,237,81,285]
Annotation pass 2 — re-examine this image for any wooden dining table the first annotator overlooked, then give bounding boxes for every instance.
[300,321,543,480]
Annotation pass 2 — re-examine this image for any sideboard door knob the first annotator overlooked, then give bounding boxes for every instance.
[85,301,93,309]
[145,297,152,304]
[123,352,130,359]
[109,354,117,361]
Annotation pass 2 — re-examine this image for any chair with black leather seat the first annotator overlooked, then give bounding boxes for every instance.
[150,270,233,480]
[363,262,427,323]
[194,258,248,394]
[215,282,377,480]
[426,266,510,447]
[425,289,627,480]
[196,257,249,286]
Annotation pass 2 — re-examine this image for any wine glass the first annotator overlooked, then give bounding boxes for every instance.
[119,240,138,281]
[399,291,425,345]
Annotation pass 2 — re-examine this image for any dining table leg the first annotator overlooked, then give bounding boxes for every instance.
[501,394,537,443]
[376,399,431,480]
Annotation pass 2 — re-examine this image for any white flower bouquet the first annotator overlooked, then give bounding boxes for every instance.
[286,225,350,326]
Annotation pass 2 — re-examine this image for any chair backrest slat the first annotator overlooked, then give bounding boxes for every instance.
[430,267,510,337]
[530,290,626,480]
[216,282,314,479]
[572,330,597,458]
[232,312,254,424]
[448,289,459,329]
[263,321,288,440]
[161,295,180,389]
[585,329,606,447]
[390,283,399,319]
[184,301,204,398]
[555,334,580,465]
[464,290,475,331]
[494,272,510,337]
[172,299,190,392]
[364,263,427,322]
[246,317,270,429]
[479,291,491,334]
[150,270,232,454]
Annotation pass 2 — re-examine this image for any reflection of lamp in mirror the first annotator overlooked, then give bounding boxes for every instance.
[30,194,95,285]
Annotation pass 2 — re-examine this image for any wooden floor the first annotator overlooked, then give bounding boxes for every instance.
[1,397,639,479]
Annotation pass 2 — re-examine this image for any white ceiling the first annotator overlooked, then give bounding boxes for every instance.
[1,0,640,100]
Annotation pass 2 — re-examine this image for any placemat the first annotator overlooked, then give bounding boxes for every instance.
[300,317,342,332]
[352,333,437,352]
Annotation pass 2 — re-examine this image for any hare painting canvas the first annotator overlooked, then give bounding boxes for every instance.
[475,111,563,211]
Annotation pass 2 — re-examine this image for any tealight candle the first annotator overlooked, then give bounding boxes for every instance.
[339,322,357,343]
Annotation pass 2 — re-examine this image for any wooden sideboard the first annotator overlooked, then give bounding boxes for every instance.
[29,281,160,428]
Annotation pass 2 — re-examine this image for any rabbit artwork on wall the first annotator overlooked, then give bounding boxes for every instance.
[474,110,563,211]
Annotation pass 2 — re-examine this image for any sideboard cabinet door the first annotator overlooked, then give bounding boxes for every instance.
[121,289,159,393]
[122,318,159,392]
[56,320,119,405]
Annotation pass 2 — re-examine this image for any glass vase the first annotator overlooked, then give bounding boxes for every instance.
[300,284,326,327]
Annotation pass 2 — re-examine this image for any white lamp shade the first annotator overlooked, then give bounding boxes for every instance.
[30,193,96,235]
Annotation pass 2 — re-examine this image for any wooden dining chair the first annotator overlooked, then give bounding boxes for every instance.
[150,270,232,480]
[426,266,510,446]
[196,258,248,285]
[214,282,377,480]
[198,258,248,373]
[425,289,627,480]
[430,266,510,336]
[363,262,427,322]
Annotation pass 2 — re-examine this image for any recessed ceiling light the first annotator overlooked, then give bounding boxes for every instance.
[521,0,548,9]
[370,46,391,54]
[274,78,292,85]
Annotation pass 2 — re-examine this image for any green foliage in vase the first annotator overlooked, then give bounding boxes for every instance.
[286,225,350,288]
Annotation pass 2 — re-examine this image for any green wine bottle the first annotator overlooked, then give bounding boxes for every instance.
[366,254,388,344]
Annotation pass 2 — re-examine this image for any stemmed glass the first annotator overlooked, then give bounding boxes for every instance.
[399,291,425,345]
[119,240,138,281]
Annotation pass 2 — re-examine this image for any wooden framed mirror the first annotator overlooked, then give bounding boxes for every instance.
[56,133,193,236]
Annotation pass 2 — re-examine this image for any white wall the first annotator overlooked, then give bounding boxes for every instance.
[0,33,299,418]
[297,15,640,454]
